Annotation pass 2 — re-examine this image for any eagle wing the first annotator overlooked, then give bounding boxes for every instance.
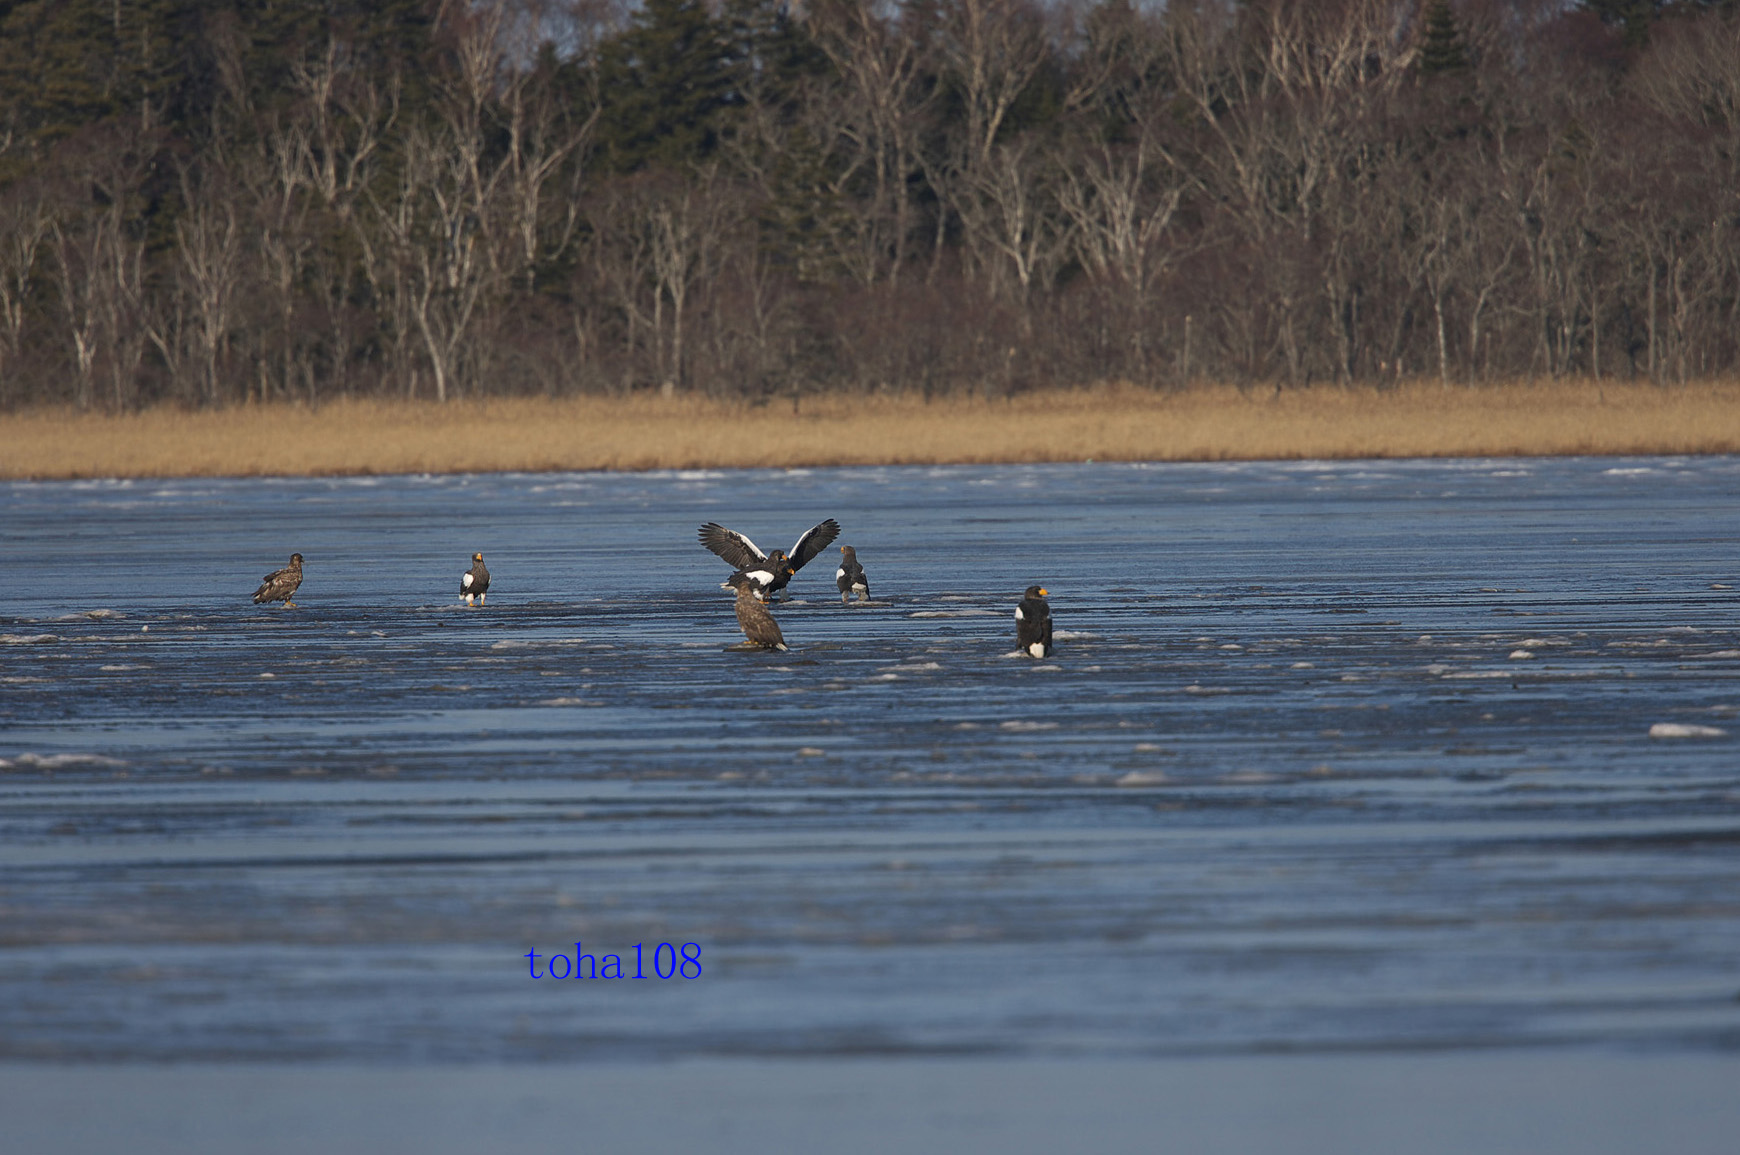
[1015,598,1052,648]
[699,522,768,570]
[253,566,299,603]
[787,519,841,572]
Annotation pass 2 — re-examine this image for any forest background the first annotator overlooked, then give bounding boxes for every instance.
[0,0,1737,418]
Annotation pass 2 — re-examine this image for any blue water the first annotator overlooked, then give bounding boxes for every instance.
[3,459,1739,1060]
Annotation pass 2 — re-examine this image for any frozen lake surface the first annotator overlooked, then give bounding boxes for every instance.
[3,458,1739,1073]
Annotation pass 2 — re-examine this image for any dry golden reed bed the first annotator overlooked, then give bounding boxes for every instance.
[3,380,1739,480]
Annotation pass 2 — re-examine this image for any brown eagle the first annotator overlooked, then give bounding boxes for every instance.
[733,578,788,651]
[253,553,304,607]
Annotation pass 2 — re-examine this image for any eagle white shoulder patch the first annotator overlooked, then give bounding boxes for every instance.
[462,573,474,588]
[1014,606,1025,620]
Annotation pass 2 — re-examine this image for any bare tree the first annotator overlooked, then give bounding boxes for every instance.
[238,117,317,404]
[924,0,1051,287]
[364,4,534,403]
[582,176,661,392]
[149,163,246,405]
[1056,11,1187,334]
[807,0,935,287]
[246,39,400,405]
[0,182,49,406]
[645,166,737,390]
[1165,0,1415,382]
[956,135,1070,305]
[495,1,602,291]
[44,219,103,409]
[1630,16,1740,378]
[370,119,506,403]
[42,131,156,410]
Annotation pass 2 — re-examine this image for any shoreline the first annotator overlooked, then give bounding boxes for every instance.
[3,380,1738,480]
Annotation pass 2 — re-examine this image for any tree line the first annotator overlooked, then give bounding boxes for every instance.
[0,0,1737,410]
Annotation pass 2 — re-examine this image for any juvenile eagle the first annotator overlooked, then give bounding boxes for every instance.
[700,518,839,600]
[253,553,304,607]
[461,552,490,606]
[733,579,788,650]
[1015,585,1053,658]
[836,545,869,604]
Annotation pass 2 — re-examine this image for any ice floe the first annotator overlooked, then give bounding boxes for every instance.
[1648,723,1727,739]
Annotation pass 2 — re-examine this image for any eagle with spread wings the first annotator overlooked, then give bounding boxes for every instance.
[699,518,840,600]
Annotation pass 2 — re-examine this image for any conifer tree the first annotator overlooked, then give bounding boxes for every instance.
[1580,1,1663,47]
[1418,0,1469,77]
[596,0,734,171]
[720,0,829,121]
[0,0,185,165]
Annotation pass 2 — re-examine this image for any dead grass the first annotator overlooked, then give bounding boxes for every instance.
[3,379,1739,480]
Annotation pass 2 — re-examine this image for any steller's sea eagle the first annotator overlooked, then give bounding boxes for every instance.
[461,552,490,606]
[700,518,839,600]
[836,545,869,604]
[1015,585,1053,658]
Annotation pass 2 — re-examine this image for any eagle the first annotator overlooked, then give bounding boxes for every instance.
[699,518,840,600]
[836,545,869,604]
[461,552,490,606]
[252,553,304,608]
[1015,585,1053,658]
[732,577,788,650]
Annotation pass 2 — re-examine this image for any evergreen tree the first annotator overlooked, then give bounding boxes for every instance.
[718,0,847,278]
[0,0,186,171]
[1580,0,1662,47]
[1418,0,1470,77]
[229,0,438,123]
[0,1,441,181]
[596,0,735,171]
[720,0,829,121]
